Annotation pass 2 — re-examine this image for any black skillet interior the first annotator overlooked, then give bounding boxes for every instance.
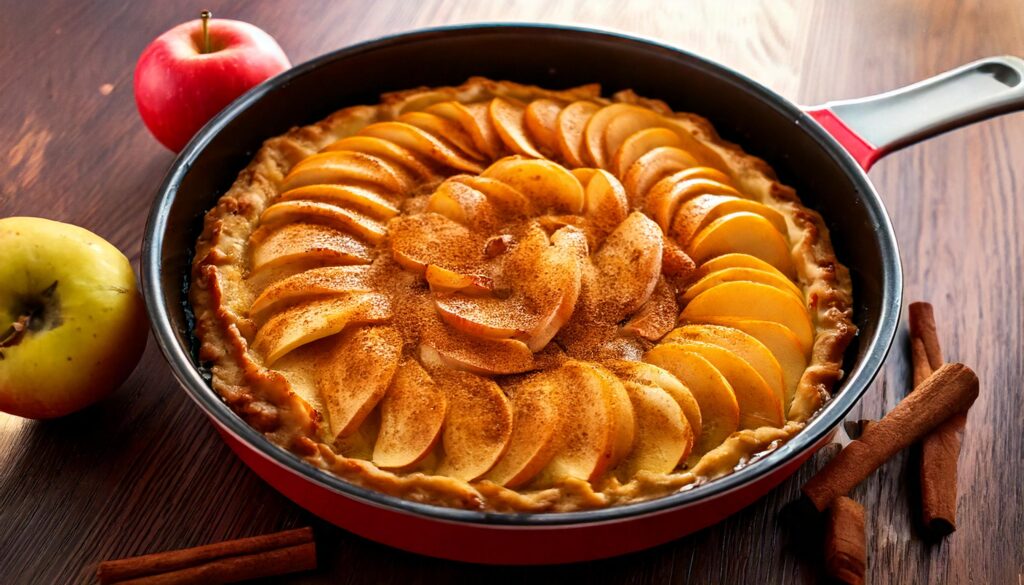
[144,24,900,526]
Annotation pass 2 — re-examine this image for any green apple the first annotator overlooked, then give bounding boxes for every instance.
[0,217,149,418]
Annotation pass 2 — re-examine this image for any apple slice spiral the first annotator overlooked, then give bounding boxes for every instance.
[192,79,850,511]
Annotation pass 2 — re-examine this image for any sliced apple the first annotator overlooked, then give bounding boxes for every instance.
[672,194,786,245]
[640,166,734,213]
[644,344,740,456]
[333,408,379,460]
[620,277,679,341]
[252,292,392,366]
[245,262,349,298]
[555,101,601,167]
[277,184,399,220]
[322,135,438,181]
[373,359,447,469]
[659,339,782,429]
[644,374,702,452]
[425,180,497,228]
[571,167,597,185]
[584,103,659,170]
[392,90,450,115]
[389,213,480,275]
[424,264,493,295]
[458,100,508,159]
[590,363,636,470]
[357,120,484,173]
[621,146,698,208]
[662,236,698,282]
[432,225,585,350]
[611,127,685,177]
[539,361,634,482]
[447,175,531,216]
[425,101,504,160]
[665,324,785,404]
[281,151,414,194]
[249,223,373,274]
[681,280,813,352]
[658,119,731,171]
[521,227,587,351]
[489,97,545,159]
[424,181,475,225]
[480,156,585,214]
[435,370,513,481]
[590,211,663,319]
[614,381,691,478]
[682,266,803,304]
[583,169,629,231]
[646,178,742,233]
[524,98,564,156]
[419,321,536,375]
[260,201,388,245]
[318,325,402,439]
[605,360,702,444]
[654,165,733,188]
[433,294,525,339]
[397,111,486,160]
[701,317,808,413]
[700,252,798,281]
[484,370,562,488]
[581,103,643,169]
[687,212,796,278]
[589,103,730,174]
[249,265,372,319]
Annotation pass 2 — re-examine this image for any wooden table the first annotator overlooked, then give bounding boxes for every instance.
[2,1,1021,582]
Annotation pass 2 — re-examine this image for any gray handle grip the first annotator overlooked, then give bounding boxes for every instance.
[821,56,1024,158]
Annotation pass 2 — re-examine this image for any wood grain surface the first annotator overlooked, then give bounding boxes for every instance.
[1,1,1022,583]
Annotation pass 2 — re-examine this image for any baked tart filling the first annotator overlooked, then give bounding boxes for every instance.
[190,78,855,512]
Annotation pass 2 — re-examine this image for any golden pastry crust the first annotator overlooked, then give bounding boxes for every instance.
[190,77,855,512]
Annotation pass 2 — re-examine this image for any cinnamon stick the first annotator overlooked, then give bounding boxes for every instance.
[910,337,933,388]
[909,303,943,376]
[97,527,315,585]
[802,363,979,512]
[910,301,968,536]
[919,414,966,535]
[825,496,866,585]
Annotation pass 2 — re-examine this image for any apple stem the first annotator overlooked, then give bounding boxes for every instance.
[200,10,212,54]
[0,315,30,357]
[0,281,58,359]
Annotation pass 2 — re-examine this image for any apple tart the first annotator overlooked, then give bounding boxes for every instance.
[191,78,855,512]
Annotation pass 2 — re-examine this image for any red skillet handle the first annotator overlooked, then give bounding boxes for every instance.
[804,56,1024,170]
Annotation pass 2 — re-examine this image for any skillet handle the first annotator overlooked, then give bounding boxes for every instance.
[804,56,1024,170]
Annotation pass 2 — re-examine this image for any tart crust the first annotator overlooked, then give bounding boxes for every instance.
[190,77,855,512]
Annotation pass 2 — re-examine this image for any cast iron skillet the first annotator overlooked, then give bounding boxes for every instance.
[145,24,935,530]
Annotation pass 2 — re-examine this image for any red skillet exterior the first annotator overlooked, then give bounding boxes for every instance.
[805,108,883,170]
[142,24,904,565]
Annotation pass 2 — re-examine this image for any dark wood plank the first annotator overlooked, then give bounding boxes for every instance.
[1,1,1022,583]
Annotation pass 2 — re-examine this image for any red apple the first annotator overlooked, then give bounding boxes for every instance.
[134,12,291,152]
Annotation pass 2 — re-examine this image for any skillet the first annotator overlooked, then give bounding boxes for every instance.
[141,24,1024,564]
